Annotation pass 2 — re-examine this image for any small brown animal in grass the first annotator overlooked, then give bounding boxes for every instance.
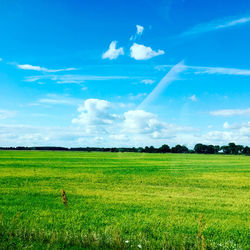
[62,189,68,207]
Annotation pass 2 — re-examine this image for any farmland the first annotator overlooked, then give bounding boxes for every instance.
[0,151,249,249]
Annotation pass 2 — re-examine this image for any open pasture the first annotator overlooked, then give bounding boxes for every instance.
[0,151,249,249]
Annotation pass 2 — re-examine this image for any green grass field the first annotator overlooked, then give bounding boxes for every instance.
[0,151,249,249]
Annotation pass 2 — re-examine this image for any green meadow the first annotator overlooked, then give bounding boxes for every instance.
[0,151,249,249]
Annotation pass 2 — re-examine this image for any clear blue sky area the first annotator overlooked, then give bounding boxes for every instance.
[0,0,249,147]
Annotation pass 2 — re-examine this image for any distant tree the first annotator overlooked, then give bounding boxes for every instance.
[243,146,250,155]
[181,145,189,153]
[207,145,215,154]
[159,144,170,153]
[137,147,144,153]
[110,147,118,152]
[171,145,189,153]
[194,143,216,154]
[226,143,244,155]
[149,146,156,153]
[214,145,220,154]
[237,145,244,154]
[221,145,230,154]
[194,143,204,154]
[131,147,137,152]
[228,143,238,154]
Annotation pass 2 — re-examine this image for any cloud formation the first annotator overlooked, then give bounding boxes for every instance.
[17,64,76,72]
[122,109,193,140]
[71,98,194,146]
[223,122,250,137]
[180,15,250,37]
[72,99,119,135]
[102,41,124,60]
[210,108,250,116]
[130,25,144,41]
[137,25,144,35]
[130,43,164,60]
[1,99,249,147]
[123,109,158,133]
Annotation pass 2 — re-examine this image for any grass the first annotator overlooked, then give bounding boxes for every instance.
[0,150,249,249]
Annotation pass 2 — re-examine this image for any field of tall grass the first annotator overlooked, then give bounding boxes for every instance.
[0,151,249,249]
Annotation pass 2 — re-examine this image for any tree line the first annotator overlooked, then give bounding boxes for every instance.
[0,143,249,155]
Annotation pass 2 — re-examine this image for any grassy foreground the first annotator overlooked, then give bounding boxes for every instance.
[0,151,249,249]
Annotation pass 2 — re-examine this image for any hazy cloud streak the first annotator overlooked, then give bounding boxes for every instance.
[210,108,250,116]
[156,64,250,76]
[138,60,186,109]
[180,15,250,37]
[24,74,130,83]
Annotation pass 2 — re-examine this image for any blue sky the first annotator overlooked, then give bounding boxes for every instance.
[0,0,249,147]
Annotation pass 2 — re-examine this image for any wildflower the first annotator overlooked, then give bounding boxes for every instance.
[125,240,129,243]
[138,244,142,248]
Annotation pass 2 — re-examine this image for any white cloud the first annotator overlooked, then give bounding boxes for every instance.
[130,25,144,41]
[102,41,124,60]
[180,15,250,37]
[18,64,47,71]
[17,64,77,72]
[72,99,119,135]
[136,25,144,35]
[2,101,249,147]
[141,79,155,85]
[210,108,250,116]
[123,110,159,133]
[0,110,15,119]
[185,121,250,146]
[1,120,248,148]
[71,99,194,146]
[122,109,193,137]
[130,43,165,60]
[189,94,197,102]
